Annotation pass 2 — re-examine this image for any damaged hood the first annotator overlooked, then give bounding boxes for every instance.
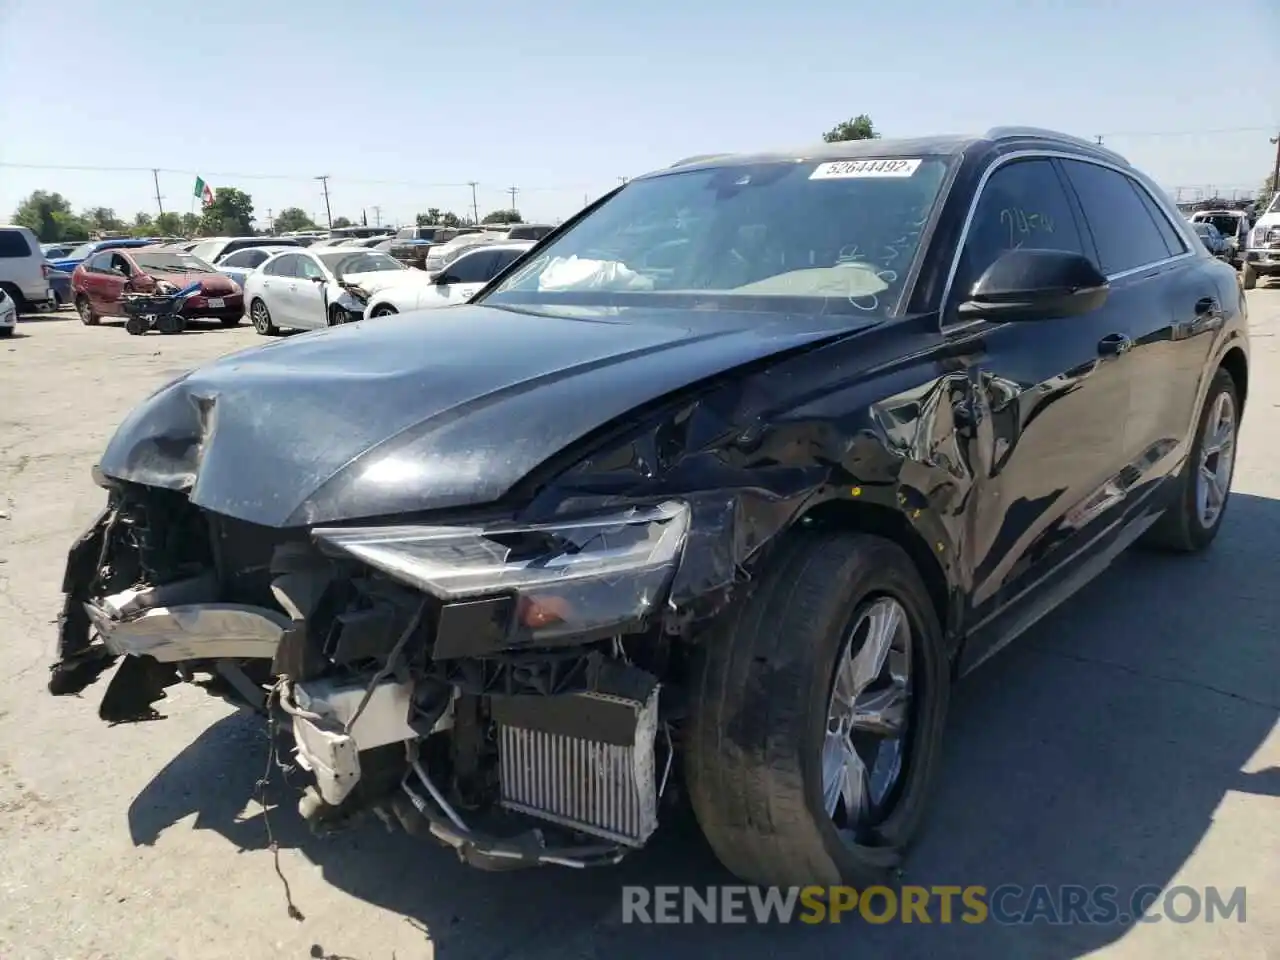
[98,303,872,527]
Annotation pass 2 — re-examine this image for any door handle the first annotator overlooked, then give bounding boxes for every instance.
[1194,296,1221,316]
[1097,333,1133,357]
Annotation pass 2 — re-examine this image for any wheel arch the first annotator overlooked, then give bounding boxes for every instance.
[795,499,953,650]
[1219,345,1248,414]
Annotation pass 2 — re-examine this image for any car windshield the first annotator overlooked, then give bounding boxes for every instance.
[483,156,952,316]
[318,251,406,275]
[133,251,216,273]
[64,242,99,260]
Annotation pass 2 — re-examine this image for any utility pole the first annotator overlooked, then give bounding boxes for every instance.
[315,175,333,228]
[266,208,273,235]
[152,169,165,218]
[372,205,382,227]
[1094,135,1103,145]
[1270,133,1279,200]
[468,181,480,225]
[507,186,519,214]
[618,176,629,185]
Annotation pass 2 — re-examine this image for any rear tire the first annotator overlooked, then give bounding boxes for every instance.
[75,294,99,326]
[0,283,26,313]
[327,304,346,327]
[1241,262,1257,290]
[1141,367,1238,552]
[0,327,13,338]
[370,304,397,318]
[685,531,950,887]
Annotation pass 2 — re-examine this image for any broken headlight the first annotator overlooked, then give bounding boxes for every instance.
[312,501,689,644]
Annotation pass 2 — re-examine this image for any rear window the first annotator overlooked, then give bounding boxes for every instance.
[0,230,34,258]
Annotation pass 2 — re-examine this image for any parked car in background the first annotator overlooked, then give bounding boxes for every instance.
[41,242,81,259]
[1242,191,1280,289]
[50,128,1250,890]
[0,284,16,336]
[421,232,501,273]
[215,245,299,289]
[242,247,410,333]
[1191,221,1230,260]
[188,236,303,264]
[350,235,392,248]
[364,241,533,317]
[72,247,244,326]
[0,224,53,311]
[48,269,73,308]
[481,223,555,242]
[1191,209,1250,267]
[48,237,155,273]
[388,224,470,268]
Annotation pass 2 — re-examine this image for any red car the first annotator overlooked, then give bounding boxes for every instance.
[71,245,244,326]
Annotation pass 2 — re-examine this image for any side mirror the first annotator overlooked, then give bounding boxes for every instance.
[433,272,453,285]
[958,249,1109,322]
[309,274,325,283]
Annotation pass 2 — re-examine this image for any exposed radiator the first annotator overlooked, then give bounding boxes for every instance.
[495,687,660,847]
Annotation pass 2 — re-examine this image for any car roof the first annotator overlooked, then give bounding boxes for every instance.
[457,241,534,254]
[649,127,1129,179]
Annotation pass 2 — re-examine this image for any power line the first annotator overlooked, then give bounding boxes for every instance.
[1094,125,1275,139]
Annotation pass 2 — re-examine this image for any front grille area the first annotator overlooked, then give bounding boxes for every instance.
[496,688,659,846]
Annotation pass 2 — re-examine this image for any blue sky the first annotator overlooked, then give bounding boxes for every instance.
[2,0,1276,228]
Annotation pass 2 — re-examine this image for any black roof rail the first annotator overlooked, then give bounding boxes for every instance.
[984,126,1130,166]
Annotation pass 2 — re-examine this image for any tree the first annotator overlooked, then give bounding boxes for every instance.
[11,190,89,242]
[441,211,464,227]
[481,209,523,225]
[179,213,202,236]
[200,187,254,236]
[1261,171,1277,203]
[81,206,126,235]
[332,216,353,229]
[273,207,316,233]
[418,207,444,225]
[822,114,880,143]
[130,212,155,237]
[155,212,183,236]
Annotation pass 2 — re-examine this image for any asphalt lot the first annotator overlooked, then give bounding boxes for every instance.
[1,296,1277,960]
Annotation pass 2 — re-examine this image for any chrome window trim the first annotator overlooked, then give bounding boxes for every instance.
[940,149,1197,329]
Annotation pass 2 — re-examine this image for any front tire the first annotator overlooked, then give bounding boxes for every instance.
[75,294,99,326]
[685,531,950,887]
[1142,367,1239,552]
[327,304,347,327]
[370,304,397,318]
[1241,262,1257,290]
[249,298,276,335]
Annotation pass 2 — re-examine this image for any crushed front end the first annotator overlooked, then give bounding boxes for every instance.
[52,482,691,870]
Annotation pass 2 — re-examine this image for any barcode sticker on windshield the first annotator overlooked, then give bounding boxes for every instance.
[810,158,922,179]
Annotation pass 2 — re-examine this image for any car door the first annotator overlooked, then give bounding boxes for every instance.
[1058,157,1223,513]
[81,252,115,310]
[219,248,268,288]
[946,155,1136,669]
[293,255,329,329]
[433,248,499,304]
[260,253,302,326]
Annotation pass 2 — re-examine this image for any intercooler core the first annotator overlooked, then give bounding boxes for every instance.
[492,686,660,847]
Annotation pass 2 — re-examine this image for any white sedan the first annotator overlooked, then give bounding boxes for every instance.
[0,284,16,337]
[362,241,534,319]
[242,247,414,334]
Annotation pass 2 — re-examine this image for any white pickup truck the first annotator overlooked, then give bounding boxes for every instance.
[1242,192,1280,289]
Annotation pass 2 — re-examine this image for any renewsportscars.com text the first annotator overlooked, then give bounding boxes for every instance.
[621,884,1248,925]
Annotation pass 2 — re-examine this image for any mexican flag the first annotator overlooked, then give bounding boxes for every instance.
[194,176,214,206]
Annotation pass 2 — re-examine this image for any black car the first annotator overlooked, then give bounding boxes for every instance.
[50,127,1249,888]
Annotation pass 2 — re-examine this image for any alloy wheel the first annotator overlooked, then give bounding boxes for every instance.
[823,596,912,839]
[251,301,270,334]
[1196,390,1236,528]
